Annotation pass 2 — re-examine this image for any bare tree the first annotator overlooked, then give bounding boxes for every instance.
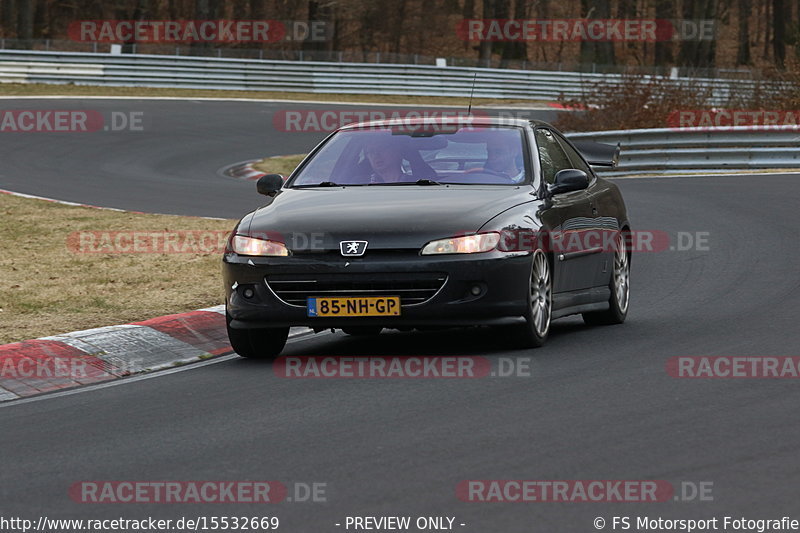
[678,0,718,69]
[654,0,676,66]
[303,0,336,53]
[498,0,529,65]
[16,0,33,45]
[773,0,787,67]
[478,0,498,67]
[2,0,16,37]
[580,0,615,67]
[737,0,752,64]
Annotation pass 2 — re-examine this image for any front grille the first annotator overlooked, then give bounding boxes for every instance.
[266,272,447,307]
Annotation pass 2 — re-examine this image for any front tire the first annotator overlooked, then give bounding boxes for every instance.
[582,231,630,326]
[226,312,289,359]
[515,249,552,348]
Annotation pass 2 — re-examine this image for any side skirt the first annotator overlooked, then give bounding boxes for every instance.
[552,287,610,319]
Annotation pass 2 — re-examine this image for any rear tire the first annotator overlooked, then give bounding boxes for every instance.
[582,231,630,326]
[515,249,552,348]
[226,312,289,359]
[341,326,383,336]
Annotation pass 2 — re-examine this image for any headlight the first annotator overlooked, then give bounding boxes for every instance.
[229,235,289,256]
[421,232,500,255]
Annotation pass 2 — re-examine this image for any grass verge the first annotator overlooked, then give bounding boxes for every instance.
[0,193,234,344]
[0,82,547,106]
[251,154,306,176]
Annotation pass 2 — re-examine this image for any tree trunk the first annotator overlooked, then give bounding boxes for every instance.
[391,0,406,54]
[16,0,32,46]
[763,0,771,60]
[499,0,529,64]
[250,0,265,20]
[190,0,213,55]
[462,0,475,52]
[616,0,636,51]
[303,0,335,53]
[678,0,718,69]
[773,0,787,68]
[2,0,16,38]
[654,0,675,66]
[478,0,498,67]
[580,0,615,68]
[737,0,752,65]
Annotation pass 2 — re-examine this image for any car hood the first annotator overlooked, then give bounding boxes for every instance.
[245,186,535,251]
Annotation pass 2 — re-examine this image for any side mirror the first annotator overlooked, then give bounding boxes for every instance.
[548,169,589,196]
[256,174,284,197]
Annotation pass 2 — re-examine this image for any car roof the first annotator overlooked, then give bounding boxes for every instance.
[338,116,555,131]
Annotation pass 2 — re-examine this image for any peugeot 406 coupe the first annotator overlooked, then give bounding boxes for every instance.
[222,117,630,357]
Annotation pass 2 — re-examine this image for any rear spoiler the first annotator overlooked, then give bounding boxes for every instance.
[571,140,621,168]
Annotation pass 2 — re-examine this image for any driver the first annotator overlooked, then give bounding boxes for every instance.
[483,137,525,182]
[364,140,410,183]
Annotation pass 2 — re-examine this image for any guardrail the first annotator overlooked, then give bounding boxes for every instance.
[568,126,800,175]
[2,49,793,174]
[0,38,763,78]
[0,49,754,104]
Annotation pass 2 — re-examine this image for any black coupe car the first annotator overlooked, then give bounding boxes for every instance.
[222,117,630,357]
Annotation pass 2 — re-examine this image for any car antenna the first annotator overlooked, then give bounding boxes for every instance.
[467,72,477,114]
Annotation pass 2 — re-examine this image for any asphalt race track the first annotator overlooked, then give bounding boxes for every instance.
[0,99,559,218]
[2,99,800,531]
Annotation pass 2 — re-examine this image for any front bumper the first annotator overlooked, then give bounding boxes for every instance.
[223,250,532,329]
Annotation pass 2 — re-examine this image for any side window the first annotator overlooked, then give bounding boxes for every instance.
[555,134,593,177]
[534,129,572,184]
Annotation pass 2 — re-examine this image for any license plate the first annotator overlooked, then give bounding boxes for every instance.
[307,296,401,317]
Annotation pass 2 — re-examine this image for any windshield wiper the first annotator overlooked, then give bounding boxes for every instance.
[369,179,443,186]
[292,181,348,188]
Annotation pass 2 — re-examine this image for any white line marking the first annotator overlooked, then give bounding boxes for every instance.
[606,170,800,180]
[0,188,229,220]
[0,95,550,108]
[0,354,238,408]
[0,329,324,409]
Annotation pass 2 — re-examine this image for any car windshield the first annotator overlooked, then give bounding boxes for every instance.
[289,126,528,186]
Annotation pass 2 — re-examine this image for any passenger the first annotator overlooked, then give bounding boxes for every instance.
[467,135,525,183]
